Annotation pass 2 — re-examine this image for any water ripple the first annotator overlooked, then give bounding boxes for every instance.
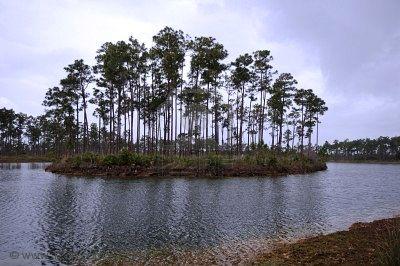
[0,162,399,264]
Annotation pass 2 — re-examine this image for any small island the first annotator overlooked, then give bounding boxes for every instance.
[45,150,327,178]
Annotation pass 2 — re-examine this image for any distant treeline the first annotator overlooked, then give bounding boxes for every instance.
[322,136,400,161]
[0,26,328,157]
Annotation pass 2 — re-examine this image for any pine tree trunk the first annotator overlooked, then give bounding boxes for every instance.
[214,85,219,153]
[239,85,245,153]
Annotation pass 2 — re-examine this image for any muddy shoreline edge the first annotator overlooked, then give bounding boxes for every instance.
[253,216,400,265]
[45,161,327,178]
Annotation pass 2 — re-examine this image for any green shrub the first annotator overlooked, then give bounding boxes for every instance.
[102,154,119,166]
[376,222,400,265]
[242,154,256,165]
[249,142,257,151]
[97,152,176,168]
[47,151,57,161]
[151,154,164,166]
[248,149,275,166]
[176,156,200,167]
[267,155,278,167]
[255,154,267,166]
[291,154,300,162]
[131,153,152,167]
[247,150,273,166]
[80,152,99,164]
[66,152,100,167]
[70,155,82,167]
[207,154,223,173]
[105,149,153,166]
[118,148,133,165]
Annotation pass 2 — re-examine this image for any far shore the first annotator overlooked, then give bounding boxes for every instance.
[0,155,53,163]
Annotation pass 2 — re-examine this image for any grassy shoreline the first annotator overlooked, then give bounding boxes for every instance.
[44,150,327,178]
[0,155,54,163]
[253,216,400,265]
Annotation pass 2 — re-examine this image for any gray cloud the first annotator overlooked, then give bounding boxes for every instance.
[257,0,400,141]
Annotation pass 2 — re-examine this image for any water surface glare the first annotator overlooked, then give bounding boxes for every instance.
[0,162,399,264]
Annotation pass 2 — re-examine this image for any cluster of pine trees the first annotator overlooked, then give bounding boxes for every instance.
[322,137,400,161]
[0,27,328,156]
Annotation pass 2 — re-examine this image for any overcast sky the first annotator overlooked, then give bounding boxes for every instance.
[0,0,399,142]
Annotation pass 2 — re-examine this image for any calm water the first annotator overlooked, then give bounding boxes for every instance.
[0,162,399,264]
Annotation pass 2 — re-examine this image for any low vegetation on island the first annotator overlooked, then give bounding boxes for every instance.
[1,26,327,177]
[45,149,327,178]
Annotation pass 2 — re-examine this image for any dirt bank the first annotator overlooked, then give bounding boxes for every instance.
[252,217,400,265]
[45,161,327,178]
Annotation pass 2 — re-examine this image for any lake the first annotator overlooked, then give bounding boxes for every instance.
[1,162,399,264]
